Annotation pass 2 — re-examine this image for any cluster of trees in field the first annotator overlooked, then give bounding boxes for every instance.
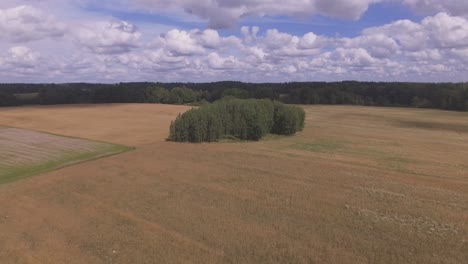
[1,81,468,111]
[168,98,305,142]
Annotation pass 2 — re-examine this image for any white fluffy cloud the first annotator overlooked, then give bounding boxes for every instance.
[0,5,65,42]
[363,12,468,51]
[154,29,205,56]
[1,2,468,82]
[253,29,326,60]
[342,34,399,58]
[0,46,63,82]
[422,13,468,48]
[151,28,242,57]
[207,52,242,69]
[75,20,141,54]
[2,46,40,67]
[125,11,468,81]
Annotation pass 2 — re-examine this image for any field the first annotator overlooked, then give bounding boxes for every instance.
[0,127,131,185]
[0,104,467,263]
[0,104,190,146]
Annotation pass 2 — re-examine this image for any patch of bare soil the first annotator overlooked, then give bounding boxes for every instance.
[0,128,110,168]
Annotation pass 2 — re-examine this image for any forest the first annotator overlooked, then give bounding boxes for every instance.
[168,98,305,142]
[1,81,467,111]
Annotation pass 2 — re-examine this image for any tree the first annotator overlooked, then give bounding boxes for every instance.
[147,87,170,103]
[0,92,18,106]
[168,87,199,104]
[168,99,306,142]
[3,81,468,113]
[222,88,249,99]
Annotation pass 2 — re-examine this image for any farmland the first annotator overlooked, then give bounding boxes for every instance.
[0,127,130,185]
[0,104,467,263]
[0,104,190,146]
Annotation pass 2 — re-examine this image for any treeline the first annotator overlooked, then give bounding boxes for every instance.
[0,84,206,106]
[1,81,468,111]
[168,99,305,142]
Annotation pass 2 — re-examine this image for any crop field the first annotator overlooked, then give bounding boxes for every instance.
[0,127,131,185]
[0,104,191,146]
[0,104,467,263]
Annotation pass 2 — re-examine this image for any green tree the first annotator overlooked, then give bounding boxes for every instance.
[168,87,199,104]
[147,87,170,103]
[168,99,305,143]
[222,88,249,99]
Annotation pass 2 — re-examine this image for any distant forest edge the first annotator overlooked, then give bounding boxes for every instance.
[1,81,468,111]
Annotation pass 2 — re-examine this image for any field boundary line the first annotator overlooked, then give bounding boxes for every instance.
[0,126,135,185]
[0,124,136,147]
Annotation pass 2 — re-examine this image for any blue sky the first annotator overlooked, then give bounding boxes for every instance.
[0,0,468,83]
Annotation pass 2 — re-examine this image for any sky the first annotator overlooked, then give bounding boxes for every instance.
[0,0,468,83]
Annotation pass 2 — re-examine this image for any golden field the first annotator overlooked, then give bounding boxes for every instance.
[0,104,467,263]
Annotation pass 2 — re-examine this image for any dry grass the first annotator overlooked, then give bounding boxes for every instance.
[0,104,467,263]
[0,104,190,146]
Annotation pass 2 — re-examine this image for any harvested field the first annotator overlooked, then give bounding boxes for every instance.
[0,104,191,146]
[0,104,467,263]
[0,127,130,185]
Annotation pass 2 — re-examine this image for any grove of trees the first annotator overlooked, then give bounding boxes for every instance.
[1,81,468,111]
[168,98,305,142]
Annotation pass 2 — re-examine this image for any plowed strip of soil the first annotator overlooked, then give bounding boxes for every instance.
[0,127,131,185]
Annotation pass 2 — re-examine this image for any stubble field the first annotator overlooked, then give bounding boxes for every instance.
[0,127,130,185]
[0,104,467,263]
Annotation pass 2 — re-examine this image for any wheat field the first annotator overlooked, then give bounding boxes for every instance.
[0,104,467,263]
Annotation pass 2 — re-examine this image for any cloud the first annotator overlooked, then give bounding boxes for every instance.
[342,34,399,58]
[403,0,468,17]
[154,29,205,56]
[0,5,65,43]
[207,52,242,69]
[122,13,467,82]
[151,28,242,56]
[422,12,468,49]
[75,20,141,54]
[3,46,40,67]
[131,0,381,28]
[363,19,426,51]
[253,29,326,60]
[363,12,468,51]
[241,26,260,44]
[329,47,380,67]
[1,3,468,82]
[299,33,319,49]
[0,46,62,82]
